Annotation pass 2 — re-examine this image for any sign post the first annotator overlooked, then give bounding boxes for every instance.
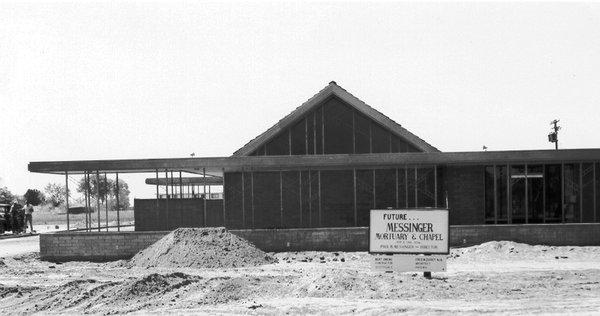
[369,209,449,277]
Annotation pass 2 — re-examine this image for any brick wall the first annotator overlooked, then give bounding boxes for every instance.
[40,224,600,262]
[445,165,485,225]
[40,231,168,262]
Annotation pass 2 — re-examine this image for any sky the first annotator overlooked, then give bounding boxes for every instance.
[1,1,600,202]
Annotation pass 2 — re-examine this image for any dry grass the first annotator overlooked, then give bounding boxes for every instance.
[33,208,135,229]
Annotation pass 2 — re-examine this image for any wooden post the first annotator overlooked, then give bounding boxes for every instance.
[65,171,70,231]
[561,163,565,223]
[116,172,120,232]
[242,171,246,228]
[395,168,399,208]
[251,172,255,228]
[414,167,418,207]
[525,164,528,224]
[353,168,357,226]
[96,171,101,232]
[594,163,597,222]
[308,170,312,227]
[280,171,283,227]
[372,169,376,208]
[580,163,583,223]
[434,166,438,208]
[405,167,408,208]
[318,170,322,226]
[299,171,303,226]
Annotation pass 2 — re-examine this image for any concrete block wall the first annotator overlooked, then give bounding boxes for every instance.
[40,231,168,262]
[40,224,600,262]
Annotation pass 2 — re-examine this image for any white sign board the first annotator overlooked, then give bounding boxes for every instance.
[369,209,449,254]
[372,255,447,272]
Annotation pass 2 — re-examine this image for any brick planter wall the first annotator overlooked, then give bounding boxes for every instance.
[40,224,600,262]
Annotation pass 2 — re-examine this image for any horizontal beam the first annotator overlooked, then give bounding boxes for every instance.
[28,148,600,175]
[145,177,223,186]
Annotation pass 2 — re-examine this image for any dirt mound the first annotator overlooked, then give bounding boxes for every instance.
[130,227,277,269]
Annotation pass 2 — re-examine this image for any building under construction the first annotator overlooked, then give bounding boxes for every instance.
[29,82,600,233]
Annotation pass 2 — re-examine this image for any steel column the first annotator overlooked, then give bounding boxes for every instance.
[203,168,207,226]
[65,171,70,231]
[165,170,169,229]
[116,172,120,232]
[222,168,226,226]
[104,173,109,231]
[179,171,183,199]
[96,171,101,232]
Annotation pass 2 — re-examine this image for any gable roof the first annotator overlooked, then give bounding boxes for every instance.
[232,81,440,156]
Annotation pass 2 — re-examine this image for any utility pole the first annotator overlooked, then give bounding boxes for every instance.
[548,119,561,150]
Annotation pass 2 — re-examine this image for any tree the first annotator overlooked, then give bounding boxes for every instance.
[77,176,130,210]
[24,189,45,206]
[0,187,15,204]
[44,183,67,207]
[114,179,130,209]
[77,176,111,203]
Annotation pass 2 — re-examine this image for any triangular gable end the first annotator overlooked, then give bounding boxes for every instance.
[233,81,439,156]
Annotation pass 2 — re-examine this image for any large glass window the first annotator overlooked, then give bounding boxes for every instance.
[253,172,281,228]
[596,163,600,223]
[397,168,407,208]
[527,165,544,223]
[323,98,353,154]
[510,165,526,223]
[320,170,354,227]
[375,169,396,209]
[417,167,436,207]
[290,119,306,155]
[354,113,370,154]
[356,170,374,226]
[563,163,580,223]
[371,123,390,153]
[315,107,323,154]
[266,131,289,156]
[407,168,416,207]
[582,163,595,222]
[496,166,508,223]
[544,164,562,223]
[484,166,495,223]
[281,171,301,228]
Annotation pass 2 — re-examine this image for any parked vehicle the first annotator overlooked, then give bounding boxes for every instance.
[0,203,10,234]
[0,203,24,235]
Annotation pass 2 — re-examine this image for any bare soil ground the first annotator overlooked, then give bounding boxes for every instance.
[0,240,599,315]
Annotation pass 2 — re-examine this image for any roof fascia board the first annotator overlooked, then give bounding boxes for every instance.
[29,149,600,175]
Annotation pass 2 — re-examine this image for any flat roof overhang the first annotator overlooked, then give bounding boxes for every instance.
[28,148,600,175]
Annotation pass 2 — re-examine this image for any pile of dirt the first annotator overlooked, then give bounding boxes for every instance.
[130,227,277,269]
